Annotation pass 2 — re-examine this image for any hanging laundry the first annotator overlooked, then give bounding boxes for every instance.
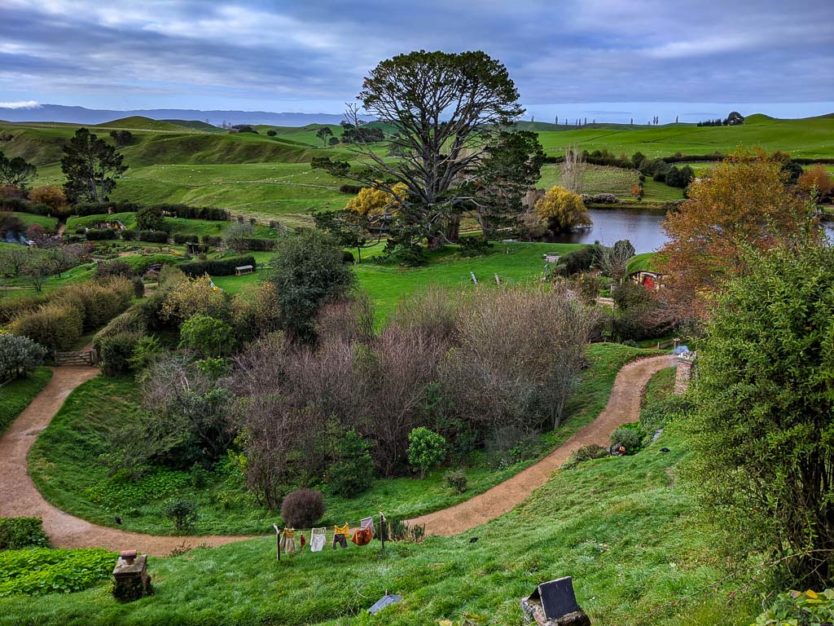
[310,527,327,552]
[333,523,349,549]
[280,528,297,554]
[300,533,306,549]
[360,516,375,537]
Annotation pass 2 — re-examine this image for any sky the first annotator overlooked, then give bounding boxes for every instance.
[1,0,833,123]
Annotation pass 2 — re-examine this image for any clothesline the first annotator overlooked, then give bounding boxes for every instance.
[272,512,386,560]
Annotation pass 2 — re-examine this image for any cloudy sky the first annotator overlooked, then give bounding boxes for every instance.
[1,0,833,122]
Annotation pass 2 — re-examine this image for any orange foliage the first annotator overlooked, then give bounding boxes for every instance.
[798,165,833,199]
[658,149,816,322]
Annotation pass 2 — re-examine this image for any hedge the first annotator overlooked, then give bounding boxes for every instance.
[8,302,83,352]
[157,204,229,221]
[201,235,223,247]
[0,295,48,325]
[180,255,257,277]
[173,233,199,244]
[228,238,275,251]
[85,228,118,241]
[138,230,169,243]
[0,517,49,550]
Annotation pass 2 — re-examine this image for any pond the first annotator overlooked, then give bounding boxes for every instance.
[550,208,668,253]
[550,208,834,253]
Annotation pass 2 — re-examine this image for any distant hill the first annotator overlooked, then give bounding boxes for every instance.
[95,116,187,131]
[0,104,373,127]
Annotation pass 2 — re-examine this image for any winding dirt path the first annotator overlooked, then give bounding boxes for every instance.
[1,356,673,555]
[409,355,675,536]
[0,367,253,556]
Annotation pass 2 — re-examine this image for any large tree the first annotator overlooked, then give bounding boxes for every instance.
[658,148,817,323]
[341,50,527,248]
[0,151,36,189]
[688,241,834,587]
[61,128,128,203]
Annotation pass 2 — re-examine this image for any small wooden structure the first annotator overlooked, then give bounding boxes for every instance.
[235,264,254,276]
[54,349,97,366]
[543,254,561,264]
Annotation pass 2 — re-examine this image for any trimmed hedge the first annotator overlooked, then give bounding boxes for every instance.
[158,204,229,221]
[180,255,257,277]
[85,228,118,241]
[0,517,49,549]
[173,233,199,244]
[138,230,169,243]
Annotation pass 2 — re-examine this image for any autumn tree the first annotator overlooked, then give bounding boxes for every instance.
[534,185,591,235]
[61,128,127,203]
[0,152,36,189]
[658,148,817,323]
[29,186,67,213]
[340,50,524,248]
[346,183,408,216]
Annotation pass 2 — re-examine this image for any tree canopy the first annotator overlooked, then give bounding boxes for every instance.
[341,50,535,249]
[0,151,36,189]
[61,128,128,203]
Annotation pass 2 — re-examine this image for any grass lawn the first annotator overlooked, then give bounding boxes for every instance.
[9,212,60,233]
[28,343,655,536]
[0,263,97,301]
[0,367,52,434]
[2,366,757,625]
[626,252,660,274]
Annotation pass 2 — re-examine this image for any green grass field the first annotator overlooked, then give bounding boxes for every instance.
[27,343,651,536]
[1,366,757,625]
[0,367,52,434]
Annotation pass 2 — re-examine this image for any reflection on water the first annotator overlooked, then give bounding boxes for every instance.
[549,208,834,254]
[550,208,669,253]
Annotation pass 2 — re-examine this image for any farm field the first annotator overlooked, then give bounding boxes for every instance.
[4,113,830,226]
[0,367,758,625]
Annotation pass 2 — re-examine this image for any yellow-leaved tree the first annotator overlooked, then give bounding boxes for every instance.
[346,183,408,216]
[533,185,591,233]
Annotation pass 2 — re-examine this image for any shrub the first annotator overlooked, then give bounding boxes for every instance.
[327,430,375,498]
[407,427,447,478]
[127,335,163,371]
[0,334,47,381]
[0,517,49,549]
[179,255,256,278]
[121,229,136,241]
[164,499,198,533]
[98,331,142,376]
[280,489,325,528]
[534,185,591,233]
[754,589,834,625]
[201,235,223,247]
[179,314,234,357]
[610,425,643,454]
[57,277,133,330]
[85,227,118,241]
[28,186,67,213]
[9,302,83,351]
[138,230,168,243]
[172,233,198,244]
[95,260,132,278]
[563,444,609,469]
[444,470,468,493]
[160,274,230,323]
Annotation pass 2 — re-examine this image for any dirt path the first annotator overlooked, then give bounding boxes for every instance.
[409,355,675,536]
[1,356,673,555]
[0,367,254,557]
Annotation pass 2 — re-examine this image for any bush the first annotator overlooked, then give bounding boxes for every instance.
[444,470,468,493]
[180,255,256,277]
[127,335,163,371]
[98,331,142,376]
[164,499,198,533]
[639,394,691,434]
[28,186,67,213]
[201,235,223,247]
[173,233,198,244]
[280,489,325,528]
[57,277,133,330]
[327,430,375,498]
[0,517,49,549]
[563,444,609,469]
[85,227,118,241]
[9,302,83,351]
[179,314,234,357]
[95,260,132,278]
[407,427,447,478]
[138,230,169,243]
[0,334,47,381]
[754,589,834,625]
[121,229,136,241]
[610,425,643,454]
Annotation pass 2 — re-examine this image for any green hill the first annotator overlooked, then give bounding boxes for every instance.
[94,116,186,131]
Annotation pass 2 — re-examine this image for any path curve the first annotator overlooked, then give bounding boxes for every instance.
[0,367,254,556]
[409,355,675,536]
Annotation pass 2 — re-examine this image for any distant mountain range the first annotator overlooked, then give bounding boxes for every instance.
[0,104,371,127]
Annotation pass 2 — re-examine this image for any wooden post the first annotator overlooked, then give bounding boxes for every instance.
[470,272,478,285]
[273,524,281,561]
[379,512,386,552]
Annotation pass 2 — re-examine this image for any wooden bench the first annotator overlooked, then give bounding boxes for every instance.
[235,265,254,276]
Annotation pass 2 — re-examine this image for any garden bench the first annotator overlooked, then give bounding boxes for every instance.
[235,264,254,276]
